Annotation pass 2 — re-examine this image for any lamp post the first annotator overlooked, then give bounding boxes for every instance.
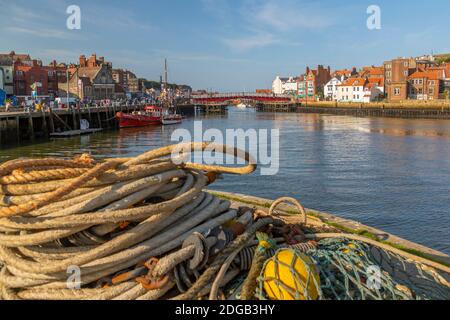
[66,68,70,106]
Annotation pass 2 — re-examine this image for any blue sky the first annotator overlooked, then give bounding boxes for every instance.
[1,0,450,91]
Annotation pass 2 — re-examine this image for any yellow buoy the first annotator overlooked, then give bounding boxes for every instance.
[263,249,320,300]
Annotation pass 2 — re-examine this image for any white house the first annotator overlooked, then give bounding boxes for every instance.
[324,76,344,101]
[272,76,299,95]
[336,78,367,103]
[363,83,383,103]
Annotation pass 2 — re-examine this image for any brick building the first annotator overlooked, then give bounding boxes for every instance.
[408,69,445,100]
[298,65,331,100]
[13,60,51,97]
[59,54,116,100]
[112,69,139,93]
[383,58,417,101]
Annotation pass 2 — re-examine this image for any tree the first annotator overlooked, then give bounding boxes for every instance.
[436,54,450,65]
[444,89,450,100]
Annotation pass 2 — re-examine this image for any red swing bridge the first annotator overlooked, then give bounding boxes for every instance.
[182,92,297,114]
[191,92,291,104]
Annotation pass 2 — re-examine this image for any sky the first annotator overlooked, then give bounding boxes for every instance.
[1,0,450,91]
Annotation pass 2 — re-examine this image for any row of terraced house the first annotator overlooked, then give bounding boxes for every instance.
[272,53,450,103]
[0,51,163,101]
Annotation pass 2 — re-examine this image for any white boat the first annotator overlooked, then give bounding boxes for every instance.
[161,114,183,125]
[236,103,247,109]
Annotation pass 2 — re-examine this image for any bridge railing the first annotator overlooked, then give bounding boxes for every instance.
[191,92,292,99]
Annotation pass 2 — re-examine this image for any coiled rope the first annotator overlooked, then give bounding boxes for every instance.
[0,143,257,300]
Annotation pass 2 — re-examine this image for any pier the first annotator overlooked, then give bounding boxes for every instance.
[0,104,144,146]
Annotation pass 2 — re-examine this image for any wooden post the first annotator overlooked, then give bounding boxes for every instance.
[111,104,117,128]
[96,107,102,129]
[48,109,55,133]
[15,116,21,143]
[27,111,34,141]
[77,107,82,130]
[41,109,48,137]
[87,106,92,125]
[72,108,77,130]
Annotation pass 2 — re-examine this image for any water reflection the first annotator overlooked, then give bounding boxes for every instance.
[0,110,449,254]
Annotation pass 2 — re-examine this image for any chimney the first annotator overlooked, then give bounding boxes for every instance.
[79,55,86,67]
[88,53,97,67]
[306,66,310,74]
[98,56,105,64]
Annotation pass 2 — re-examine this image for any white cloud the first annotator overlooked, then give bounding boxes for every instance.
[205,0,333,53]
[222,33,277,52]
[6,27,70,39]
[249,0,333,31]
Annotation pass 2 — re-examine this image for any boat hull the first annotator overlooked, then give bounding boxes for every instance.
[162,115,183,125]
[116,112,161,128]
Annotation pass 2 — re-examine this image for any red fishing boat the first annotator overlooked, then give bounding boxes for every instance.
[116,106,163,128]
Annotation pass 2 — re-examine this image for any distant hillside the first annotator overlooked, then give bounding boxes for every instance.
[140,79,192,91]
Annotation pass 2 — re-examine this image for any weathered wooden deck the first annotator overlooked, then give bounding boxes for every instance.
[0,105,145,146]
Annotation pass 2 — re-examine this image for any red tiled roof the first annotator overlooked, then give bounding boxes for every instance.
[333,69,352,77]
[337,77,367,87]
[367,77,385,87]
[409,69,442,80]
[360,66,384,76]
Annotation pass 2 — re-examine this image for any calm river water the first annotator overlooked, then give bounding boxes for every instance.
[1,108,449,254]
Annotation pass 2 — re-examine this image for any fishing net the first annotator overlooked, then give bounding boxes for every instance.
[257,238,450,300]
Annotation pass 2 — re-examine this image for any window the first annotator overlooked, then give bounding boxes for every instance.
[418,79,423,85]
[394,88,401,95]
[404,71,408,76]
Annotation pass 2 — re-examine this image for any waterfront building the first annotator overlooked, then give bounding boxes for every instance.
[0,55,14,95]
[43,61,70,97]
[384,58,418,101]
[363,79,384,103]
[407,69,445,100]
[336,77,367,103]
[1,51,37,96]
[128,77,140,93]
[272,76,299,95]
[58,54,117,100]
[298,65,331,101]
[13,60,51,97]
[112,69,139,93]
[444,63,450,95]
[324,77,343,101]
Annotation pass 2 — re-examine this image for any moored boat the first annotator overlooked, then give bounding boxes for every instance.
[116,105,163,128]
[161,114,183,125]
